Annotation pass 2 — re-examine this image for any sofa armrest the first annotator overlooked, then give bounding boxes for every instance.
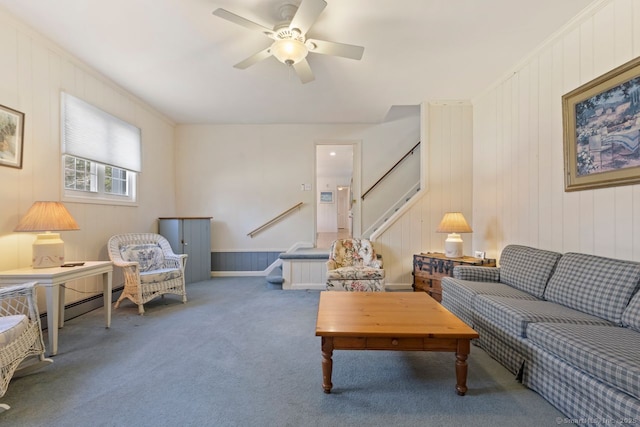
[453,266,500,282]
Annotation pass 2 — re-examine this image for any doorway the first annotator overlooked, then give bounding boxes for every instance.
[315,143,356,249]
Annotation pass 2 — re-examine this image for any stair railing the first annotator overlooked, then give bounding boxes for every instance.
[361,141,420,200]
[247,202,304,238]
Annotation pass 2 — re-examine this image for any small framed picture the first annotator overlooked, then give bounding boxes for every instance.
[320,191,334,204]
[474,251,485,259]
[0,103,25,169]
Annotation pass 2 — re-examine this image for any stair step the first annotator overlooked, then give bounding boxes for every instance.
[266,266,284,289]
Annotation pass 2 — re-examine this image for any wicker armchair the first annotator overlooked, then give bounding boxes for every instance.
[326,238,385,291]
[0,282,52,412]
[107,233,188,315]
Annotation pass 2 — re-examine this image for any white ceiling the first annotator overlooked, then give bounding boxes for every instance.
[316,145,353,178]
[0,0,595,124]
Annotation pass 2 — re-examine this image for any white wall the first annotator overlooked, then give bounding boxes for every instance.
[175,116,419,252]
[473,0,640,261]
[0,8,177,309]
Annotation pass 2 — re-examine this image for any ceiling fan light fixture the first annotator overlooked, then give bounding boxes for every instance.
[271,39,308,65]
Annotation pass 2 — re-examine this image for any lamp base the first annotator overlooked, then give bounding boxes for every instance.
[444,233,463,258]
[32,232,65,268]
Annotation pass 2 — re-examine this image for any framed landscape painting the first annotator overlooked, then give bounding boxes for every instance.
[0,104,24,169]
[563,56,640,191]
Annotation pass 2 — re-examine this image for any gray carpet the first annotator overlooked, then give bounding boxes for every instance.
[3,277,564,426]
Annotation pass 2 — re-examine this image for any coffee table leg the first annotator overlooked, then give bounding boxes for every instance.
[455,339,471,396]
[321,337,334,393]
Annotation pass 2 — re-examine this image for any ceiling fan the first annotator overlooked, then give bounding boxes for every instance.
[212,0,365,84]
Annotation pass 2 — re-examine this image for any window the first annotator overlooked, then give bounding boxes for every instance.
[63,155,135,202]
[61,92,141,204]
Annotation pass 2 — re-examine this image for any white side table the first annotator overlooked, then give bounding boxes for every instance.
[0,261,113,356]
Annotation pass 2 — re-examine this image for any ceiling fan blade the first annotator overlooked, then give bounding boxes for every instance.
[306,38,364,60]
[289,0,327,36]
[213,8,275,38]
[293,59,315,84]
[234,47,273,69]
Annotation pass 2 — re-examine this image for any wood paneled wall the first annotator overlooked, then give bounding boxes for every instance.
[0,8,177,310]
[473,0,640,261]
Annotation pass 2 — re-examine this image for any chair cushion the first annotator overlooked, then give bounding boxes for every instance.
[326,279,385,292]
[527,323,640,400]
[119,244,165,272]
[0,314,29,347]
[499,245,562,298]
[327,266,385,280]
[140,268,182,284]
[329,239,381,268]
[544,252,640,324]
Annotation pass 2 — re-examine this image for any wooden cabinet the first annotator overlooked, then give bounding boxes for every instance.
[159,217,212,284]
[412,252,496,302]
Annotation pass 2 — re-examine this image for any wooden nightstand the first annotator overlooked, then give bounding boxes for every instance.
[412,252,496,302]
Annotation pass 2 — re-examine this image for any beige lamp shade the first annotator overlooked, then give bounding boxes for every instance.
[436,212,472,258]
[14,201,80,268]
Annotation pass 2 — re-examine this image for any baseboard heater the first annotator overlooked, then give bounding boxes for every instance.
[38,285,124,330]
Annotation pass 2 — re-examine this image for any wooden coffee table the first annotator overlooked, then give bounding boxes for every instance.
[315,291,479,395]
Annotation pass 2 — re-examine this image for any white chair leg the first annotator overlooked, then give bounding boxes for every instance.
[0,403,10,412]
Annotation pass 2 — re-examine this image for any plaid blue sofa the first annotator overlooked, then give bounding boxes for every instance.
[441,245,640,423]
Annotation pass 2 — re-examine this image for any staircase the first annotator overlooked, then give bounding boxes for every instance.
[362,182,420,239]
[265,265,284,289]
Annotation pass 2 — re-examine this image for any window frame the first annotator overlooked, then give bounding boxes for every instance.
[62,155,138,206]
[60,92,140,206]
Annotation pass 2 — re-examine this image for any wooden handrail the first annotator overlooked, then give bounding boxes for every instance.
[361,141,420,200]
[247,202,304,238]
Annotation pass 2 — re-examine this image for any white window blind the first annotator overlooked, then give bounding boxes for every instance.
[61,92,141,172]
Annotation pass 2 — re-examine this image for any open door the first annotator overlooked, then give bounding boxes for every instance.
[315,143,356,248]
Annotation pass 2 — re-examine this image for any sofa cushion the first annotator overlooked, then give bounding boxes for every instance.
[120,244,165,272]
[544,253,640,324]
[441,278,538,327]
[499,245,562,298]
[474,295,614,338]
[0,314,29,347]
[622,290,640,333]
[527,323,640,400]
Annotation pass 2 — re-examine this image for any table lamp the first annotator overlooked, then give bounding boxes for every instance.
[436,212,472,258]
[14,201,80,268]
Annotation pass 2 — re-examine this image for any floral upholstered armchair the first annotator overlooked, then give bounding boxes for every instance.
[326,239,385,291]
[108,233,188,315]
